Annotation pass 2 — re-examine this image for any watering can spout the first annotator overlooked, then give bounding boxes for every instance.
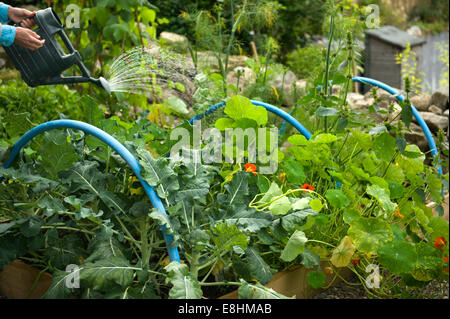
[90,77,111,95]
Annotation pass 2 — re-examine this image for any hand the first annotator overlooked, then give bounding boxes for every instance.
[7,7,36,28]
[14,27,45,51]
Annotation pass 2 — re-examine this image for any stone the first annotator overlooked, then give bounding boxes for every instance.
[444,109,449,117]
[406,26,423,38]
[0,58,5,68]
[418,112,449,133]
[410,93,432,111]
[268,70,299,105]
[195,51,248,73]
[346,92,367,110]
[159,32,189,53]
[428,105,443,115]
[226,66,256,94]
[404,122,428,152]
[431,87,449,110]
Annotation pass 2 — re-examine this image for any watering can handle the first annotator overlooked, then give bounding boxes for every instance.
[56,29,91,78]
[14,15,36,27]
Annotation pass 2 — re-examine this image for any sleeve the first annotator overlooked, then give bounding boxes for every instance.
[0,2,11,23]
[0,25,16,47]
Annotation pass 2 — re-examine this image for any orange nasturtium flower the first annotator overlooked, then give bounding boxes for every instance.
[444,257,449,263]
[434,236,447,252]
[301,183,315,194]
[393,207,404,219]
[244,163,257,176]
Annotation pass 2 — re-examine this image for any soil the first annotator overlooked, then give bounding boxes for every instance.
[312,273,449,299]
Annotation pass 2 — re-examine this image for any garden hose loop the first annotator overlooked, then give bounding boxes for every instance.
[1,119,181,263]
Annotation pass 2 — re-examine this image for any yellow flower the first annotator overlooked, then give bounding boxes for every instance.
[393,207,404,219]
[129,176,144,196]
[280,172,286,182]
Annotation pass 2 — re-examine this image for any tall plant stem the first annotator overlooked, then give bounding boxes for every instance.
[324,12,335,133]
[223,0,248,94]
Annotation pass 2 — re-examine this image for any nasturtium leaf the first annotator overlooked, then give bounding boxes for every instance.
[311,133,339,144]
[284,160,306,185]
[366,184,397,215]
[164,262,202,299]
[225,95,268,126]
[348,217,393,254]
[428,217,449,243]
[325,189,349,209]
[232,118,258,130]
[391,224,407,243]
[268,196,292,215]
[331,236,355,268]
[309,199,323,212]
[411,243,444,281]
[292,198,311,211]
[387,180,404,200]
[215,118,235,131]
[307,271,326,289]
[378,242,417,274]
[373,131,396,162]
[343,208,360,224]
[287,134,308,145]
[280,230,308,262]
[238,280,293,299]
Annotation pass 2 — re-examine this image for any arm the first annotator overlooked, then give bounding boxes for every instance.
[0,2,10,23]
[0,3,15,46]
[0,3,44,50]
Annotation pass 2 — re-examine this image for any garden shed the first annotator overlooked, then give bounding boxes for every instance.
[363,25,426,93]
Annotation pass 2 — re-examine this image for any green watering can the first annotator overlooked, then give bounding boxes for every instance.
[3,7,111,94]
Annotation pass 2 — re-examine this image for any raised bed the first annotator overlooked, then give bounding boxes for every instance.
[0,260,352,299]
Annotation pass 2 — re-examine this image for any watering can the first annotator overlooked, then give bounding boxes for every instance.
[3,8,111,94]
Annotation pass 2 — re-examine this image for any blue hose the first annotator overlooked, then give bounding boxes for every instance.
[1,119,181,263]
[190,100,312,139]
[352,77,443,176]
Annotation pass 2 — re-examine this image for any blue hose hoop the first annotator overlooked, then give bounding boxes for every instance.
[2,120,181,263]
[352,77,443,177]
[190,100,313,140]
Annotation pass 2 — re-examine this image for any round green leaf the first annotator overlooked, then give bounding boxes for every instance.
[309,199,323,212]
[325,189,349,209]
[378,242,417,274]
[411,243,444,282]
[307,271,326,289]
[348,217,393,254]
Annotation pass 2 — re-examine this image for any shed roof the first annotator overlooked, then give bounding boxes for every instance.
[366,25,426,48]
